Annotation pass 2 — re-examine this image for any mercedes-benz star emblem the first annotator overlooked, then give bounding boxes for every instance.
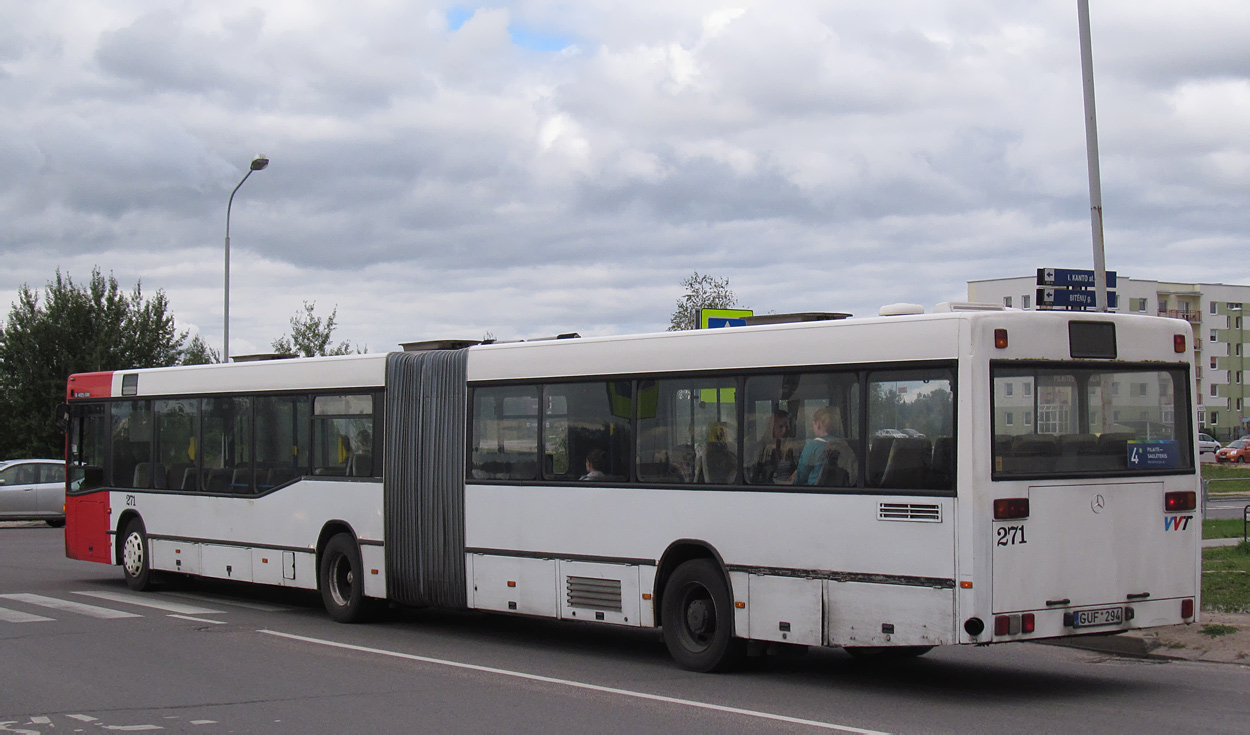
[1091,494,1106,513]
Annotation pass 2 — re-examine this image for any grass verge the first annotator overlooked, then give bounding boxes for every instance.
[1202,542,1250,613]
[1202,463,1250,494]
[1204,518,1249,540]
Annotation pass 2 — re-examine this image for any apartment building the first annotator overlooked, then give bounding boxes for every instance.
[968,275,1250,439]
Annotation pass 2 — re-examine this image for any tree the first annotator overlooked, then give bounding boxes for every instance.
[0,268,199,459]
[668,271,738,331]
[181,334,220,365]
[271,301,360,357]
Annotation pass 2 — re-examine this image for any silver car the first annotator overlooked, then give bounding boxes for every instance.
[0,459,66,527]
[1198,433,1221,455]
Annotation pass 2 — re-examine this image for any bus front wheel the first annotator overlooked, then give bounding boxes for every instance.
[661,559,744,672]
[121,519,154,591]
[320,533,368,623]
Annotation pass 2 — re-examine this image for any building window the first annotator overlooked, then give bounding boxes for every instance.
[1005,383,1014,396]
[1023,295,1031,309]
[1238,399,1243,412]
[1023,383,1032,397]
[1024,412,1032,426]
[1238,371,1244,383]
[1004,296,1013,308]
[1005,412,1014,426]
[1131,297,1148,313]
[1212,357,1219,369]
[1211,332,1218,342]
[1212,383,1219,398]
[1211,411,1219,425]
[1238,344,1243,357]
[1237,317,1243,330]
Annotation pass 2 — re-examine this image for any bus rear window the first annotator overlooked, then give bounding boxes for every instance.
[991,364,1192,477]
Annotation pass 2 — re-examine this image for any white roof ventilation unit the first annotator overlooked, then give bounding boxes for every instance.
[933,302,1008,313]
[878,303,925,317]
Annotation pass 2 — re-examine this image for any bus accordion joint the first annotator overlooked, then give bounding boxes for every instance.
[1164,491,1196,512]
[993,498,1029,520]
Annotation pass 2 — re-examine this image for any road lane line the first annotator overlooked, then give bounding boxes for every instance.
[165,591,296,612]
[259,629,889,734]
[0,594,141,619]
[168,614,228,625]
[72,591,224,615]
[0,606,54,623]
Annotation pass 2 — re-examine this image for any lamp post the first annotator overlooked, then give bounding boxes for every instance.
[224,155,269,362]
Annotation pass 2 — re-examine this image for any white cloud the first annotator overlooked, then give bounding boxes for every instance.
[0,0,1247,356]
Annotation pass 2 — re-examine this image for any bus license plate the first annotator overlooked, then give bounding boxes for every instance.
[1073,606,1124,628]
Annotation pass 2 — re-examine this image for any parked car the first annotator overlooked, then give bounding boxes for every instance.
[874,428,909,438]
[1198,433,1221,455]
[0,459,66,526]
[1215,440,1250,464]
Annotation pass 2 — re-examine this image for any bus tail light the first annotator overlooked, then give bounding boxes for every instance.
[1174,334,1186,353]
[1181,599,1194,619]
[994,329,1009,349]
[1164,491,1196,512]
[995,615,1010,636]
[993,498,1030,520]
[994,614,1033,636]
[1021,613,1035,634]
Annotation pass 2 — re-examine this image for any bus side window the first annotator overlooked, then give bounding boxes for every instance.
[542,381,631,482]
[313,394,374,478]
[866,367,955,492]
[110,400,152,490]
[471,386,539,480]
[154,398,198,491]
[256,395,311,489]
[637,378,737,485]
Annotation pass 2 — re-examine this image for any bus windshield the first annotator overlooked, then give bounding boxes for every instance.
[991,363,1192,478]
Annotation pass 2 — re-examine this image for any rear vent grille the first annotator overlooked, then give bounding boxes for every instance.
[566,576,622,612]
[878,503,942,522]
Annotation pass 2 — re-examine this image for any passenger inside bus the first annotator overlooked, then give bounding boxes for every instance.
[579,447,608,481]
[793,406,857,486]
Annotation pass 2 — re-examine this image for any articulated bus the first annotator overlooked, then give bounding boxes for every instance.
[63,306,1201,670]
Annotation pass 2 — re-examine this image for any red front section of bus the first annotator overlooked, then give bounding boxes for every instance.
[65,371,114,564]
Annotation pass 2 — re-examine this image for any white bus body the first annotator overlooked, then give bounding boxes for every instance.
[65,310,1201,670]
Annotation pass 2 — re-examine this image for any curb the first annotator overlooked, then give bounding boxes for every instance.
[1042,632,1160,658]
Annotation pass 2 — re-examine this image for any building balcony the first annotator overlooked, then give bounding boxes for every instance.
[1159,309,1201,323]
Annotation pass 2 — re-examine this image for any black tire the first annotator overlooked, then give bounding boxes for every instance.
[320,533,369,623]
[46,518,65,528]
[120,518,154,591]
[844,645,933,661]
[660,559,744,672]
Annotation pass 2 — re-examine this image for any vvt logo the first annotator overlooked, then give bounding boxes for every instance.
[1164,515,1193,531]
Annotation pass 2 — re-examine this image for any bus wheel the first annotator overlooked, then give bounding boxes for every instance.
[661,559,744,672]
[320,533,368,623]
[844,645,933,661]
[121,519,154,591]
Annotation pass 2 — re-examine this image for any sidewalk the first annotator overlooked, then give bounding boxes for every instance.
[1052,536,1249,664]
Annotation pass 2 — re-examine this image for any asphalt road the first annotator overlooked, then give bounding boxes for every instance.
[3,524,1249,734]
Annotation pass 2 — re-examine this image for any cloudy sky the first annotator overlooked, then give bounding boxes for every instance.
[2,1,1247,355]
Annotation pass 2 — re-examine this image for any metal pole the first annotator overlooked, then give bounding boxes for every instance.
[223,156,268,362]
[1077,0,1108,313]
[224,169,252,362]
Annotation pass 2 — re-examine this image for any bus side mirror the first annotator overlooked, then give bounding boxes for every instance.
[54,403,70,433]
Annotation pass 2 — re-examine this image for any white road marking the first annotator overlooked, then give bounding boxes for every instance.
[165,591,295,613]
[0,594,140,620]
[0,606,54,623]
[29,718,51,725]
[189,721,217,725]
[102,725,162,731]
[167,614,228,625]
[259,629,890,734]
[72,591,224,616]
[67,714,98,721]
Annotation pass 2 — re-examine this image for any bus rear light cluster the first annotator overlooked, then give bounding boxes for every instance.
[994,329,1009,349]
[1174,334,1186,353]
[1164,491,1196,512]
[993,498,1030,520]
[1181,599,1194,619]
[994,613,1034,636]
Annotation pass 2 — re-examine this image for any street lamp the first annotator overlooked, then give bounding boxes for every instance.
[224,155,269,362]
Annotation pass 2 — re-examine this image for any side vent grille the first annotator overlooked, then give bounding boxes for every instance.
[878,503,942,522]
[566,576,622,612]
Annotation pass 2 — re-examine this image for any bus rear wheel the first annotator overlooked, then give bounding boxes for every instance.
[320,533,369,623]
[661,559,744,672]
[121,519,154,591]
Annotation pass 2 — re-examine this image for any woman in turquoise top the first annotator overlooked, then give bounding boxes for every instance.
[794,406,837,485]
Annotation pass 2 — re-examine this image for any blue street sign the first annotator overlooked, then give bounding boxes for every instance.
[707,317,748,328]
[1036,268,1117,289]
[1036,288,1119,309]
